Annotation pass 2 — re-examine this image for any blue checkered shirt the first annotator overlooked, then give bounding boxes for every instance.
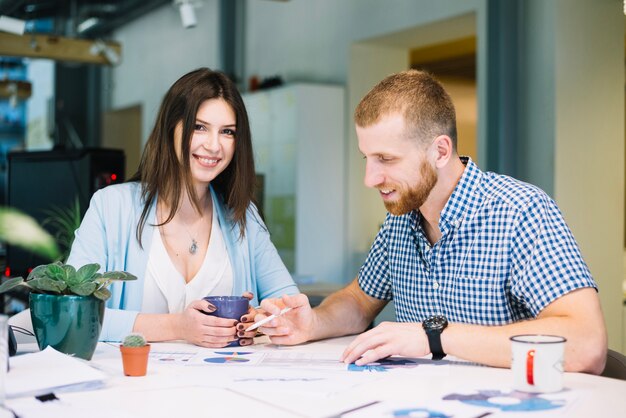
[358,157,596,325]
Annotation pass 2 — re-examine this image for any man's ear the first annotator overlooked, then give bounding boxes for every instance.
[431,135,454,169]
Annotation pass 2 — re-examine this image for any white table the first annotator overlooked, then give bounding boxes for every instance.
[5,336,626,418]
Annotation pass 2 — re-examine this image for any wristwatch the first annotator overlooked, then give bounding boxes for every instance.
[422,315,448,360]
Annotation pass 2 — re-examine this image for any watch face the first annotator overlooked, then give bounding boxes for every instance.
[423,315,448,331]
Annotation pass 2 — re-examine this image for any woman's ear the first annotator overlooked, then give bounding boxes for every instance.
[431,135,454,169]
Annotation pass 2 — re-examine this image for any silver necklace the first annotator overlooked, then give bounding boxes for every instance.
[182,217,202,255]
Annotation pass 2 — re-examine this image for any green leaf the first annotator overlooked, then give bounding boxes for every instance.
[63,264,77,276]
[26,264,49,281]
[93,287,111,301]
[46,264,66,281]
[94,274,108,284]
[28,277,67,293]
[0,277,27,293]
[102,271,137,281]
[41,198,81,262]
[63,264,79,287]
[77,264,101,283]
[0,207,61,261]
[70,281,97,296]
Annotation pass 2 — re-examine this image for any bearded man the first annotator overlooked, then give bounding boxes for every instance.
[254,70,607,374]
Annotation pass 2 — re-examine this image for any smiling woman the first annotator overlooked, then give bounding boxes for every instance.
[62,68,299,347]
[176,98,236,191]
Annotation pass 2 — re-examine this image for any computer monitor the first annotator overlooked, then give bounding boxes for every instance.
[6,148,125,277]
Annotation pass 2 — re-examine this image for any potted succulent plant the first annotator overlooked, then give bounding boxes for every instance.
[0,262,137,360]
[120,333,151,376]
[0,207,137,360]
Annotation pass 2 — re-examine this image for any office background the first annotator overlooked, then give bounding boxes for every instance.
[0,0,624,353]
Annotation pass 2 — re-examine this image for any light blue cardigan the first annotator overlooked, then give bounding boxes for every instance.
[67,182,298,341]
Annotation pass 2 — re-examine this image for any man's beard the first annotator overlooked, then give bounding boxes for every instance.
[383,160,437,216]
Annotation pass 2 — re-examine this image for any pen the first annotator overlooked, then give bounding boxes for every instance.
[325,400,381,418]
[245,307,293,331]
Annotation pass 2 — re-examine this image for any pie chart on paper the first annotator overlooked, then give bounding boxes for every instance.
[203,351,253,364]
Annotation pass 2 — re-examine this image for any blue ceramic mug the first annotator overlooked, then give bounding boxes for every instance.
[202,296,249,347]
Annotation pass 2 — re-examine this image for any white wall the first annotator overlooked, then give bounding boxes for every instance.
[108,0,221,144]
[244,0,483,85]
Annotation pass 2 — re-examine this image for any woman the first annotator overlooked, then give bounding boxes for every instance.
[67,68,298,347]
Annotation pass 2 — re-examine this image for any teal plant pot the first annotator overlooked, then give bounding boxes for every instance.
[29,293,105,360]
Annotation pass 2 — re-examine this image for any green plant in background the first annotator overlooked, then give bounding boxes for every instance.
[0,207,60,261]
[0,262,137,301]
[42,197,81,262]
[0,206,136,300]
[122,333,147,347]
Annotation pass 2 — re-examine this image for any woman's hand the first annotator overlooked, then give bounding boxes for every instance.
[177,299,238,348]
[236,291,263,346]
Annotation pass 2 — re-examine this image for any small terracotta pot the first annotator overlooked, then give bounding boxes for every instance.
[120,344,151,376]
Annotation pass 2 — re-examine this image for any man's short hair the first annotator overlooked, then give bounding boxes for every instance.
[354,70,457,150]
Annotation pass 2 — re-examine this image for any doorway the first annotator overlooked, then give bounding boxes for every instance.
[101,104,142,179]
[346,13,478,323]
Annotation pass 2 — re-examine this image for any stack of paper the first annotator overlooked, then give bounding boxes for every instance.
[7,346,107,399]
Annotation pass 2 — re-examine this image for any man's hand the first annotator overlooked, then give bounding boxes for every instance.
[177,299,238,347]
[340,321,429,365]
[257,293,316,345]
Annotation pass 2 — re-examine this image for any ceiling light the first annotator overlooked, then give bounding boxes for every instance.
[90,40,121,66]
[0,15,26,35]
[77,17,100,34]
[175,0,198,29]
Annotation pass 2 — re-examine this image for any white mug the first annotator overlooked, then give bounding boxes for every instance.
[510,334,566,393]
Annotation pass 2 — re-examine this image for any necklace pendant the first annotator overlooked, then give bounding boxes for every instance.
[189,239,198,255]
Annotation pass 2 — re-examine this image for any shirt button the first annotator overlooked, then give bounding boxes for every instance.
[433,281,440,290]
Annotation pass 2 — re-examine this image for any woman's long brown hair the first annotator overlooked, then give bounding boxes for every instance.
[130,68,256,246]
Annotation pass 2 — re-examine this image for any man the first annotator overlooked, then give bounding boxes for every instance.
[254,70,607,374]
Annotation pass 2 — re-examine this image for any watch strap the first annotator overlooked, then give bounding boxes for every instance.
[426,329,446,360]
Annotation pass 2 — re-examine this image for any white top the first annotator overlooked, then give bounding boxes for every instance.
[141,196,233,313]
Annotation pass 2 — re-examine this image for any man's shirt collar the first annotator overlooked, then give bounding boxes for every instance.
[410,156,484,236]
